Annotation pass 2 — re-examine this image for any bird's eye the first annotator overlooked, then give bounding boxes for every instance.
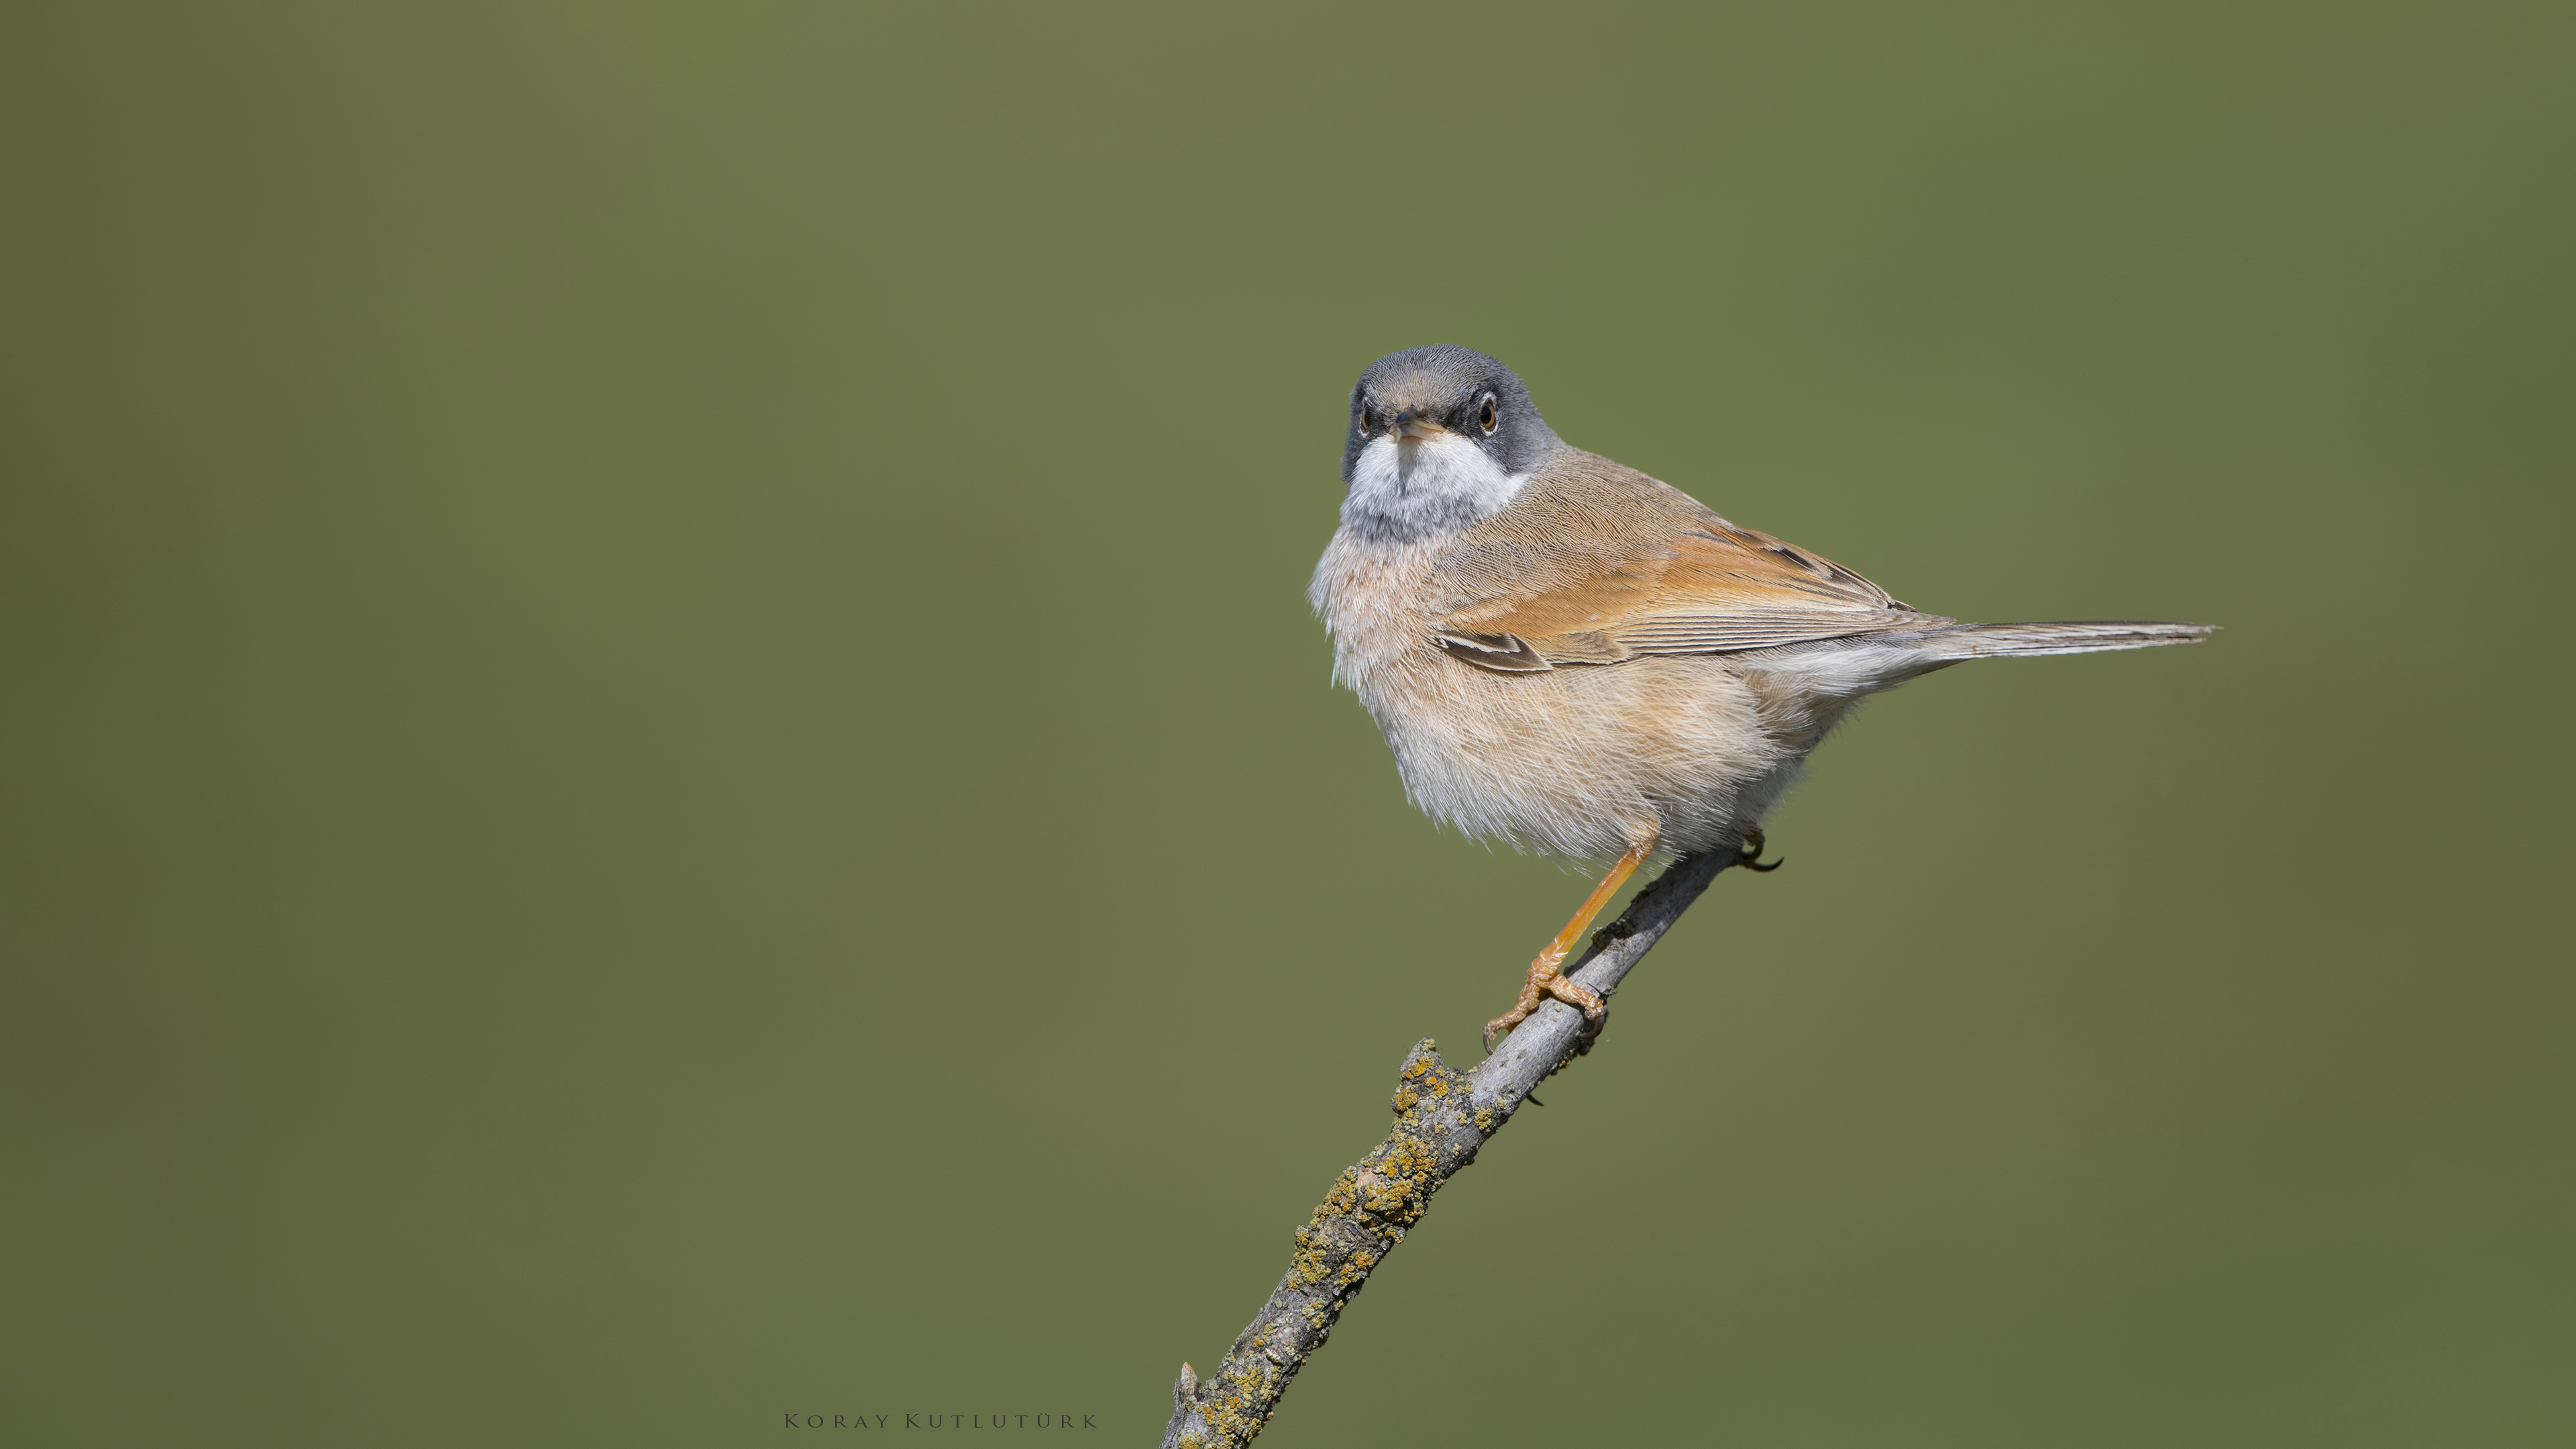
[1478,395,1499,434]
[1358,409,1373,435]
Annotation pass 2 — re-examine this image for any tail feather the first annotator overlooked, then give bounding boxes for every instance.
[1919,620,2215,659]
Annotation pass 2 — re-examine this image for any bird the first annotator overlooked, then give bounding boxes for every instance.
[1308,344,2211,1051]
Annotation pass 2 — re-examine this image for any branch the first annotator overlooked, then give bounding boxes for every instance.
[1158,848,1740,1448]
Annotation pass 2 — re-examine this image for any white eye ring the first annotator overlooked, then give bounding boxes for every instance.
[1478,394,1499,434]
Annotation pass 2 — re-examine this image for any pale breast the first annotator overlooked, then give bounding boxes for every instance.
[1311,527,1793,862]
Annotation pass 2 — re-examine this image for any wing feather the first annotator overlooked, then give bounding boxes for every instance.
[1426,451,1949,667]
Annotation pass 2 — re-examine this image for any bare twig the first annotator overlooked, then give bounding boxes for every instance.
[1158,849,1740,1448]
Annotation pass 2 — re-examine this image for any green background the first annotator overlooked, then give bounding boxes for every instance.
[5,3,2569,1444]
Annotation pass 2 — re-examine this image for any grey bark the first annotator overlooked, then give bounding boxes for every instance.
[1157,848,1742,1448]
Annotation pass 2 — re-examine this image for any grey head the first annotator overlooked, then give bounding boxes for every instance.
[1337,345,1565,543]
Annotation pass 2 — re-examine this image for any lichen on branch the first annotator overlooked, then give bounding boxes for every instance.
[1159,848,1737,1448]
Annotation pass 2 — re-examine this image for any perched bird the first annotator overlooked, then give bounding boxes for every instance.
[1309,345,2211,1050]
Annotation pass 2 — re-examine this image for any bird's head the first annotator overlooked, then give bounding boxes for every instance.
[1338,345,1563,542]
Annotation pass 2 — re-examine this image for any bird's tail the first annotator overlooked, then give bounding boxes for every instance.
[1915,619,2215,660]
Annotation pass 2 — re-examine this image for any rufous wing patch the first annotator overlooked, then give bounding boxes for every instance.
[1422,453,1952,669]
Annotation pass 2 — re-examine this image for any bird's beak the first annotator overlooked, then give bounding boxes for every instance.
[1392,411,1449,441]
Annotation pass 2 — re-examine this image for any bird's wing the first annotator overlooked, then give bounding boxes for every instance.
[1425,452,1949,672]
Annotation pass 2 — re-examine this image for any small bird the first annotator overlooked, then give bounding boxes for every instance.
[1309,345,2211,1051]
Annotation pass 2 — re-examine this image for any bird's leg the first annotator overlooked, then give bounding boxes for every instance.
[1484,836,1656,1051]
[1737,828,1783,872]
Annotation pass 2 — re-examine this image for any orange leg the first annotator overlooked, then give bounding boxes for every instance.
[1484,835,1657,1051]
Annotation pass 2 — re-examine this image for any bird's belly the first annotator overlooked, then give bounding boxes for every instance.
[1360,651,1792,862]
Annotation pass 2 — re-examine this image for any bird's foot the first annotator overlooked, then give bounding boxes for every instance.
[1483,949,1607,1051]
[1737,828,1783,873]
[1483,837,1652,1052]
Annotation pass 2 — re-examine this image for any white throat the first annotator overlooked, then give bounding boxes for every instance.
[1340,433,1527,542]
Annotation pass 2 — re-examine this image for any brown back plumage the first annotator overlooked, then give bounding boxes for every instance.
[1424,450,1951,672]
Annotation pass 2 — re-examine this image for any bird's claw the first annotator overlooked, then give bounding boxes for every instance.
[1484,958,1606,1051]
[1737,828,1784,873]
